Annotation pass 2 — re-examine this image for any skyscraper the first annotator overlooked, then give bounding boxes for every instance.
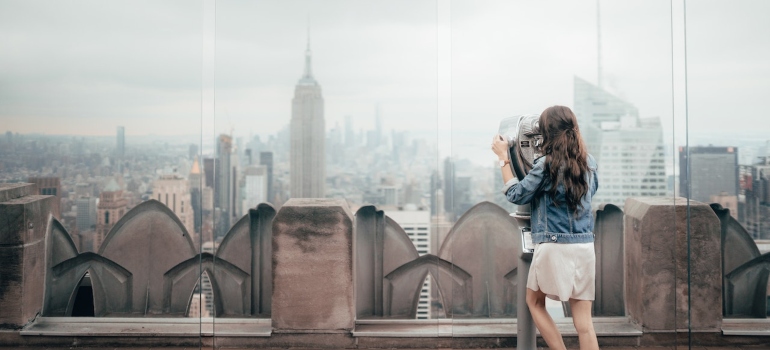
[241,165,268,212]
[189,156,203,236]
[259,152,274,203]
[216,134,234,235]
[76,196,97,234]
[573,76,639,161]
[290,32,325,198]
[443,158,455,221]
[573,77,666,207]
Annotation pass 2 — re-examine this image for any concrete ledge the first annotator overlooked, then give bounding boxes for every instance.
[353,317,642,338]
[722,318,770,336]
[20,317,271,337]
[0,183,34,203]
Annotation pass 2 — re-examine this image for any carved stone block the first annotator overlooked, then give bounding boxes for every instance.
[0,184,53,328]
[624,197,721,331]
[272,198,354,330]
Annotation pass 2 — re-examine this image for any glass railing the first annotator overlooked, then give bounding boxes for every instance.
[0,0,768,348]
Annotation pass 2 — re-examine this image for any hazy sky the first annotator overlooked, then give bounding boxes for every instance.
[1,0,768,140]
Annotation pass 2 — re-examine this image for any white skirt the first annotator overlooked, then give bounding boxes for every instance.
[526,242,596,301]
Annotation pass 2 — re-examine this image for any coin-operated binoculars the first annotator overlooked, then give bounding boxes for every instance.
[497,114,543,350]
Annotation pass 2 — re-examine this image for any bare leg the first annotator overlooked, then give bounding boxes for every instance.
[569,298,599,350]
[525,288,566,350]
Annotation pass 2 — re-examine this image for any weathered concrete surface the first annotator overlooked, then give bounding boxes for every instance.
[271,198,354,331]
[0,184,53,329]
[624,197,721,332]
[0,183,34,203]
[712,203,770,318]
[437,202,520,317]
[98,200,197,316]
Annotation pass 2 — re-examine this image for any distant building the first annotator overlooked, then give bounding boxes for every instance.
[152,173,194,236]
[743,157,770,239]
[116,126,125,159]
[290,32,325,198]
[200,241,219,316]
[241,165,268,213]
[189,156,203,236]
[573,75,639,157]
[95,179,127,251]
[187,293,210,318]
[259,152,274,204]
[75,183,93,198]
[216,135,235,235]
[443,158,455,220]
[430,170,441,216]
[188,143,198,161]
[344,115,355,148]
[29,176,61,219]
[573,77,666,207]
[76,196,97,234]
[379,185,399,207]
[386,205,431,319]
[679,146,739,204]
[203,158,216,189]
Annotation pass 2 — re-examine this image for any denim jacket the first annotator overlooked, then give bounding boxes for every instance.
[501,154,598,244]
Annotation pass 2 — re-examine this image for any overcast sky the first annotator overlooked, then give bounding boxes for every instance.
[1,0,768,142]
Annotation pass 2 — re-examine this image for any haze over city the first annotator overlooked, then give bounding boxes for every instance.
[2,1,769,140]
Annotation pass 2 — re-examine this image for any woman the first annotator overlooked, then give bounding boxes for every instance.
[492,105,599,350]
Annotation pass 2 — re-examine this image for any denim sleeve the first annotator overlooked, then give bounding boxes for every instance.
[589,154,599,196]
[501,158,546,205]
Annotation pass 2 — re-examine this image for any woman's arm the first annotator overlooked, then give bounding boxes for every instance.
[492,134,545,205]
[503,158,546,204]
[492,134,515,184]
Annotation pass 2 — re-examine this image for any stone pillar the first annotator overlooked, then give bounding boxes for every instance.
[624,197,721,332]
[271,198,354,331]
[0,183,54,328]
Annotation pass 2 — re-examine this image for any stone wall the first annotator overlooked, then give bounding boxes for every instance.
[624,197,722,332]
[271,198,355,331]
[0,183,54,328]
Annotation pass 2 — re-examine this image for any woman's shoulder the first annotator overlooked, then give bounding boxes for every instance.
[586,153,597,170]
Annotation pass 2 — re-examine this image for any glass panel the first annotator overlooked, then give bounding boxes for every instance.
[449,0,678,344]
[208,0,443,341]
[684,0,770,346]
[0,0,206,342]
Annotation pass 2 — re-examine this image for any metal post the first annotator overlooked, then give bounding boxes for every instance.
[517,254,535,349]
[513,204,536,350]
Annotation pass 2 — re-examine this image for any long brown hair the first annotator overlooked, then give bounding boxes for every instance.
[538,105,590,213]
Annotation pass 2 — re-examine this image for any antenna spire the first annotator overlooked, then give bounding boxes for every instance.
[303,16,313,79]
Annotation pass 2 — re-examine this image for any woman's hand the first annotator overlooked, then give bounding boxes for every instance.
[492,134,510,160]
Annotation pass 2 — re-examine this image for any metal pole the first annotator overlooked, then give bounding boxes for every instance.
[517,254,535,349]
[514,204,536,350]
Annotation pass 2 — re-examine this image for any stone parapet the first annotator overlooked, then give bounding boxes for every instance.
[271,198,355,331]
[0,184,54,329]
[624,197,722,333]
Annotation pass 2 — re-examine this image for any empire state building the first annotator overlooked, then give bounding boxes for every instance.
[290,34,325,198]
